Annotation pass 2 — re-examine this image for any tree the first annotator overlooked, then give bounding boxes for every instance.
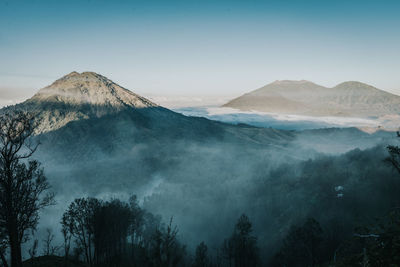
[273,217,323,267]
[221,238,234,267]
[222,214,259,267]
[193,242,209,267]
[0,111,54,267]
[42,228,59,256]
[148,217,186,267]
[0,229,8,267]
[61,197,100,267]
[92,199,132,265]
[61,197,188,267]
[61,214,72,265]
[28,239,38,260]
[128,195,144,265]
[386,144,400,174]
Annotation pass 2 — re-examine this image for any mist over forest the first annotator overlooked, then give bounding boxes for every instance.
[22,104,400,265]
[0,72,400,267]
[2,73,400,267]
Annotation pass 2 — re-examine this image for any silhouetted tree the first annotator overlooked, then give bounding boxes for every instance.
[93,199,132,266]
[0,111,54,267]
[61,197,100,267]
[193,242,209,267]
[221,238,234,267]
[0,229,8,267]
[134,210,163,266]
[222,214,259,267]
[387,144,400,174]
[148,217,186,267]
[42,228,59,256]
[273,217,323,267]
[128,195,144,265]
[61,214,72,265]
[387,141,400,205]
[61,197,189,267]
[28,239,38,260]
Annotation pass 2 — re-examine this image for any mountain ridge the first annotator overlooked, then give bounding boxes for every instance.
[223,80,400,117]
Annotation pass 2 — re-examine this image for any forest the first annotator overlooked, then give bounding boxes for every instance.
[1,112,400,267]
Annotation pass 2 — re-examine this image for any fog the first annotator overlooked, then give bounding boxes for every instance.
[173,106,395,131]
[20,107,400,263]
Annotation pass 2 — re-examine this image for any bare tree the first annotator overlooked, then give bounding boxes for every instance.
[42,228,60,256]
[61,214,72,264]
[0,111,54,267]
[148,217,185,267]
[61,197,100,267]
[387,144,400,174]
[28,239,38,260]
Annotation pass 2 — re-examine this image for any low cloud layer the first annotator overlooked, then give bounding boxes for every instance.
[173,106,400,131]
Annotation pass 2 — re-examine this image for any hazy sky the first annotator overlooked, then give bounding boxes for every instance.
[1,0,400,103]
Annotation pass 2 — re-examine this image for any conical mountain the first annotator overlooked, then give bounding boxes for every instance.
[28,71,156,108]
[15,71,158,133]
[223,80,400,117]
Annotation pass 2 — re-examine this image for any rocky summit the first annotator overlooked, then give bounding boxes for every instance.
[13,71,157,133]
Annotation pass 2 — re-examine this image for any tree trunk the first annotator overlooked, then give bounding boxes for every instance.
[9,238,21,267]
[87,233,92,267]
[8,220,22,267]
[131,234,136,267]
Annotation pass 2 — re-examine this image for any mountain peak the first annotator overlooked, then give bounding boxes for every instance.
[19,72,158,133]
[29,71,157,109]
[334,81,375,89]
[65,71,80,77]
[271,80,313,85]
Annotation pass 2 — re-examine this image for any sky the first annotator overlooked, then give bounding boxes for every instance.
[1,0,400,106]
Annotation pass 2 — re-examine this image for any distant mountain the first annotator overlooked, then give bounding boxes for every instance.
[13,71,157,133]
[223,80,400,117]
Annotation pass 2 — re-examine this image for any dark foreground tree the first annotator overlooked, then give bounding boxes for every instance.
[147,217,186,267]
[333,209,400,266]
[93,199,132,266]
[0,229,8,267]
[62,197,188,267]
[272,217,323,267]
[61,197,101,267]
[222,214,259,267]
[0,111,54,267]
[192,242,209,267]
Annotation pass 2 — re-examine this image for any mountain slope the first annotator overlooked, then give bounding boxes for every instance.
[13,71,157,133]
[5,71,295,160]
[223,80,400,117]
